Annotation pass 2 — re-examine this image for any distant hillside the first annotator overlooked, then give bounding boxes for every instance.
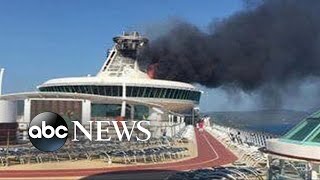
[205,110,308,135]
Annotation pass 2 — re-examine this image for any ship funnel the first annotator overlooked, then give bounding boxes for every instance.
[99,32,150,78]
[113,31,148,51]
[0,68,4,95]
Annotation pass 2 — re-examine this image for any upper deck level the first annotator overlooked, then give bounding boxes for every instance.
[37,32,202,103]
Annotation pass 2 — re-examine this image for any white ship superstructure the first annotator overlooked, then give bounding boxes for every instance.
[0,32,201,144]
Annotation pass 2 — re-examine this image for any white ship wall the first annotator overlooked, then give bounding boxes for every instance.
[0,100,17,123]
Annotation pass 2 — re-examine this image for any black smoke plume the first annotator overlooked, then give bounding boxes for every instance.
[139,0,320,109]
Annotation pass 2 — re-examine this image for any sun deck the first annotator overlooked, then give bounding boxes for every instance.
[0,129,237,179]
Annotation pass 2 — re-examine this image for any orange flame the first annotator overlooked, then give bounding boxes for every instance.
[147,63,158,79]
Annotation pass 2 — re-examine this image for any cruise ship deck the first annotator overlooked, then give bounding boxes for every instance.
[0,129,237,179]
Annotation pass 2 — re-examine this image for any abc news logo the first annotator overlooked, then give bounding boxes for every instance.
[28,112,68,152]
[28,112,151,152]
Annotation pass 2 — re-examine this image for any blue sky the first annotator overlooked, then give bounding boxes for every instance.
[0,0,247,111]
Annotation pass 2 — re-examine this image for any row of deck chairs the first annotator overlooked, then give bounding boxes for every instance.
[269,160,309,180]
[0,138,189,166]
[173,125,195,144]
[206,127,268,169]
[167,166,265,180]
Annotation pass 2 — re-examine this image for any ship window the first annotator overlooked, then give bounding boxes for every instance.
[129,87,135,97]
[65,86,70,93]
[152,88,157,98]
[114,86,118,96]
[189,91,194,100]
[176,90,181,99]
[310,129,320,143]
[91,104,121,117]
[173,89,179,99]
[161,88,167,98]
[191,91,196,100]
[166,89,172,98]
[83,86,88,94]
[141,87,147,97]
[178,90,184,99]
[91,86,98,94]
[136,87,141,97]
[116,86,199,101]
[179,90,184,99]
[104,86,110,96]
[148,88,154,98]
[131,87,136,97]
[120,86,123,96]
[72,86,77,93]
[185,91,189,99]
[137,87,144,97]
[158,88,162,98]
[134,105,149,119]
[132,87,139,97]
[98,86,105,96]
[173,90,178,99]
[110,86,115,96]
[86,86,92,94]
[144,87,151,97]
[126,86,133,97]
[63,86,68,92]
[70,86,76,93]
[84,86,88,94]
[168,89,173,98]
[197,92,201,101]
[117,86,123,96]
[77,86,82,93]
[153,88,159,98]
[175,89,180,99]
[288,118,320,141]
[194,92,198,101]
[71,86,76,93]
[182,90,187,99]
[107,86,112,96]
[149,87,154,97]
[185,91,190,99]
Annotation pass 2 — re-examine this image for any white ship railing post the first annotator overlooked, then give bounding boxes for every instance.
[121,82,126,117]
[0,68,4,95]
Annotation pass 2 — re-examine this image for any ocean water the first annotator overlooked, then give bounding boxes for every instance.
[208,110,307,136]
[243,124,296,136]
